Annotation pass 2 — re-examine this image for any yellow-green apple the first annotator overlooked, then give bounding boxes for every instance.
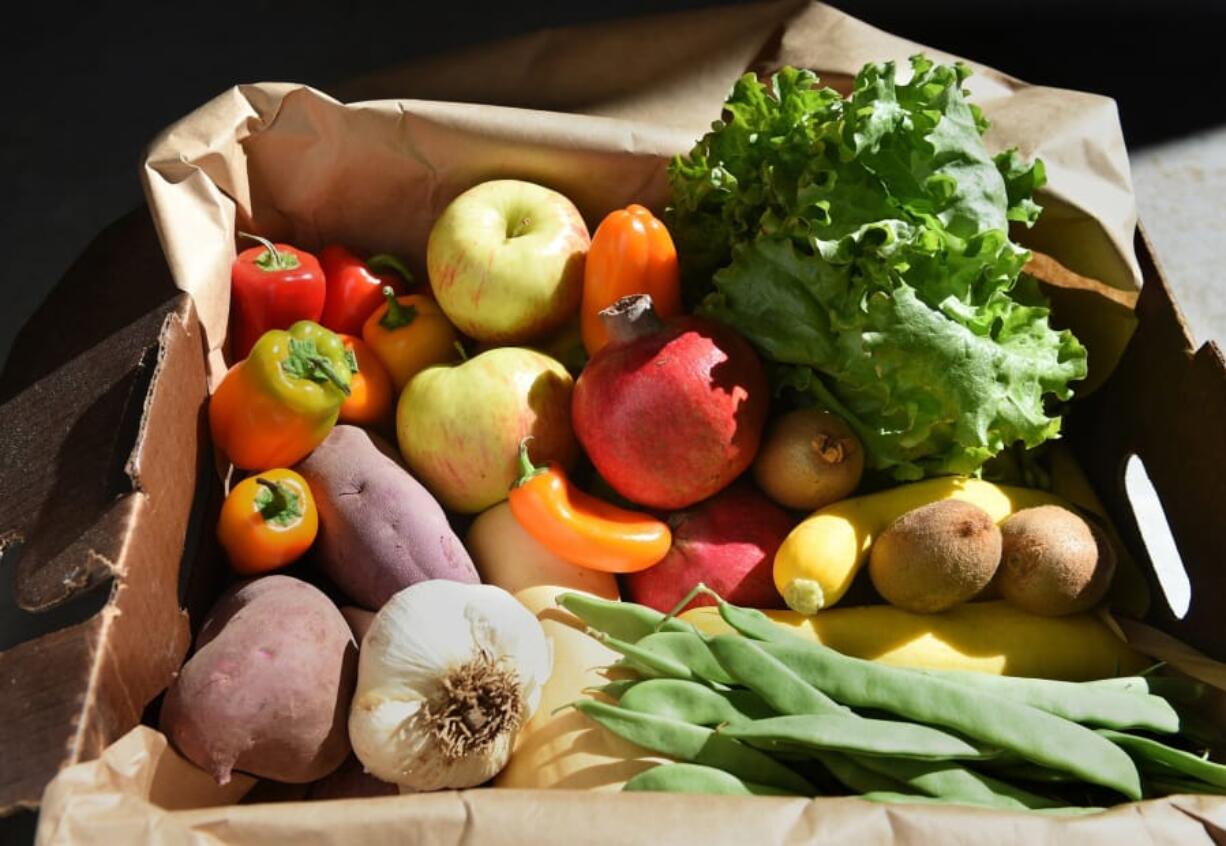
[427,180,590,343]
[396,347,577,513]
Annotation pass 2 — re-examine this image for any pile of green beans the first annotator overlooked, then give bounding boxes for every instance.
[558,591,1226,812]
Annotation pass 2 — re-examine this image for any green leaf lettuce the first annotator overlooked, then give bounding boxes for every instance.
[668,56,1087,479]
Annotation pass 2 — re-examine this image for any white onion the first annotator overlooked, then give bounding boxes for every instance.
[348,580,552,790]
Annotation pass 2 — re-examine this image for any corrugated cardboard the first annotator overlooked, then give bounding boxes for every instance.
[0,208,208,813]
[9,0,1226,841]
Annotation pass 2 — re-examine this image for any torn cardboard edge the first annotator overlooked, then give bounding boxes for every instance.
[0,297,206,813]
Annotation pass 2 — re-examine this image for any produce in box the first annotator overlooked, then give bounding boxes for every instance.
[158,54,1224,821]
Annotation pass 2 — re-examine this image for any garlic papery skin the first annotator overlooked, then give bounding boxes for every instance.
[348,580,552,791]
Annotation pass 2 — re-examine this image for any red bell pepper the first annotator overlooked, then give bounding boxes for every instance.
[318,246,414,336]
[229,233,326,360]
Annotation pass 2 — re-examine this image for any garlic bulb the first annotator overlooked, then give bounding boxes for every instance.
[348,580,552,790]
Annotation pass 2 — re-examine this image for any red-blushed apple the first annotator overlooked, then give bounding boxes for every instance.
[396,347,577,514]
[622,484,795,613]
[427,180,590,343]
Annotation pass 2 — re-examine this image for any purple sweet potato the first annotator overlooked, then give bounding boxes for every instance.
[160,575,356,785]
[296,425,478,609]
[340,605,376,644]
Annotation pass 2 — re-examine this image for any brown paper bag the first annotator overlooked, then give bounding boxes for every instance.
[35,724,1226,846]
[37,2,1226,844]
[141,0,1141,387]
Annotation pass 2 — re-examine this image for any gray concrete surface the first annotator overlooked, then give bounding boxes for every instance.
[1133,128,1226,349]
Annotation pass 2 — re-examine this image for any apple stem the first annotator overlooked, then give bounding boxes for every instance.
[599,294,663,346]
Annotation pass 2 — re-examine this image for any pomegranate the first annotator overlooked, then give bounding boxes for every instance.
[623,484,794,614]
[572,294,768,509]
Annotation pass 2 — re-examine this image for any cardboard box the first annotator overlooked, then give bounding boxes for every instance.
[6,0,1226,841]
[0,210,206,814]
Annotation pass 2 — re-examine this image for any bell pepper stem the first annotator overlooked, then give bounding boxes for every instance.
[312,355,353,396]
[282,337,353,396]
[454,341,469,362]
[255,477,286,504]
[254,477,304,525]
[514,437,549,487]
[366,253,415,285]
[238,231,300,271]
[379,286,418,331]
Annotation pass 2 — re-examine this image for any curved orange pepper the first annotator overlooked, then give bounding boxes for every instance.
[581,204,681,356]
[337,335,394,427]
[361,287,460,391]
[217,469,318,574]
[508,440,671,574]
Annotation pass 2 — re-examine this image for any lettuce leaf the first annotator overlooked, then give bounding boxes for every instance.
[667,56,1087,479]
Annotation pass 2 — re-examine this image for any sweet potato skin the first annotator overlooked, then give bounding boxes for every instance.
[159,576,356,785]
[296,425,478,609]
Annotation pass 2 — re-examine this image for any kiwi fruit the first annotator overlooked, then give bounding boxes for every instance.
[752,409,864,511]
[997,505,1116,616]
[869,500,1002,613]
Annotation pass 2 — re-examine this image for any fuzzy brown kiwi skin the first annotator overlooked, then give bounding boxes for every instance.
[997,505,1117,617]
[869,500,1002,614]
[752,409,864,511]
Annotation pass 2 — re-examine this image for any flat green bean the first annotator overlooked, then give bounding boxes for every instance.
[915,669,1180,733]
[1100,729,1226,788]
[1145,775,1226,797]
[854,756,1059,810]
[981,761,1078,784]
[574,700,815,795]
[755,639,1142,799]
[721,689,778,721]
[721,714,989,761]
[636,632,737,685]
[709,629,1044,809]
[705,592,799,644]
[1088,676,1205,705]
[591,631,697,681]
[815,751,912,795]
[589,679,639,700]
[619,678,759,727]
[623,762,801,797]
[707,635,847,717]
[857,792,1104,815]
[557,593,694,643]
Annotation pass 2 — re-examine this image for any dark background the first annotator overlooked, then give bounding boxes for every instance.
[1,0,1224,839]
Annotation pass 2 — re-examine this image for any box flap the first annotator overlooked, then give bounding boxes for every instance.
[0,279,204,812]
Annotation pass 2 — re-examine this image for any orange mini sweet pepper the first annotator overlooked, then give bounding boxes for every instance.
[337,334,394,428]
[217,468,318,574]
[362,286,460,391]
[508,439,671,574]
[209,320,352,470]
[581,204,682,356]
